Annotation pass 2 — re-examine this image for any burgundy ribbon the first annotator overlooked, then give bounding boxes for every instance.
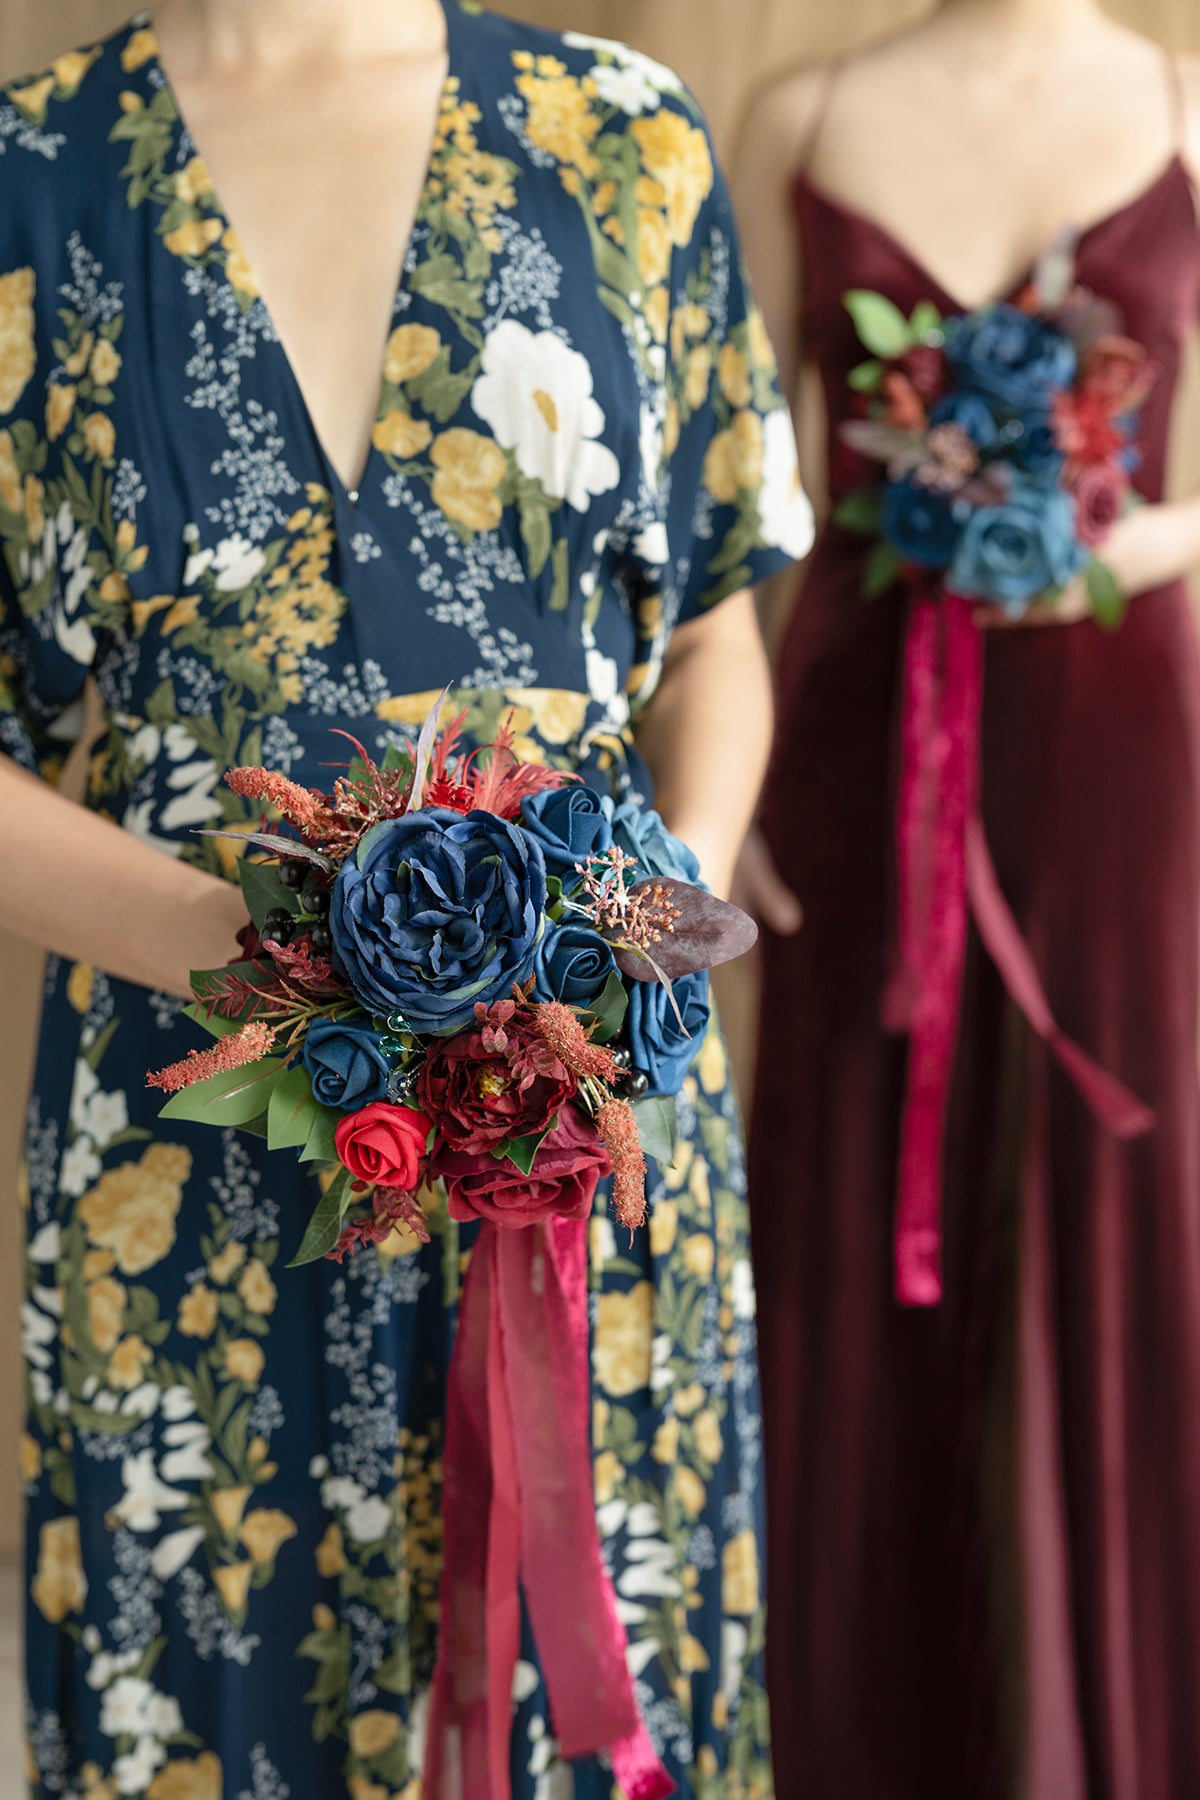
[885,591,1154,1307]
[425,1217,674,1800]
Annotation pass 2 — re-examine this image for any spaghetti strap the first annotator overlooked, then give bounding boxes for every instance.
[799,58,844,172]
[1164,48,1187,155]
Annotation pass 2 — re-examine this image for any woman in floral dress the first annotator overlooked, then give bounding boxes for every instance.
[0,1,812,1794]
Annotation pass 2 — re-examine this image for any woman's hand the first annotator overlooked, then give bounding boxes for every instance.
[732,825,804,935]
[978,500,1198,631]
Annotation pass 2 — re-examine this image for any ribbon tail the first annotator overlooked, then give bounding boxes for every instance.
[965,814,1154,1139]
[485,1237,522,1800]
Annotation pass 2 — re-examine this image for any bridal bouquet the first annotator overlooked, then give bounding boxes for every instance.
[147,692,753,1267]
[835,249,1157,622]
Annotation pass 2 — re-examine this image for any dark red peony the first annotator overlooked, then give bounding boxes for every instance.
[1070,459,1131,549]
[1080,335,1157,417]
[1051,389,1125,480]
[897,343,949,404]
[417,999,577,1154]
[437,1105,613,1229]
[335,1103,431,1190]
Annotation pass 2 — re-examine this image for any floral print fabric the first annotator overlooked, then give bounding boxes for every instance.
[0,7,808,1795]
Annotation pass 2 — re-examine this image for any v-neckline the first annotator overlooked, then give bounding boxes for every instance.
[794,154,1190,317]
[141,0,458,507]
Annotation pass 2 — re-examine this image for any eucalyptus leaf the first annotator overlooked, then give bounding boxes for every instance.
[844,290,914,359]
[632,1095,680,1170]
[1085,558,1128,631]
[196,830,334,871]
[847,360,884,394]
[159,1058,287,1127]
[909,300,944,342]
[288,1168,354,1268]
[609,880,758,980]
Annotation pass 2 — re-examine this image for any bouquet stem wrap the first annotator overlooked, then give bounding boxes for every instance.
[425,1217,674,1800]
[884,591,1155,1307]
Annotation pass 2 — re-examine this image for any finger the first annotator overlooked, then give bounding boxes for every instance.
[756,863,804,935]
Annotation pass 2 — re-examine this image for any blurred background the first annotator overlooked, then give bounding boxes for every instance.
[2,0,1200,1783]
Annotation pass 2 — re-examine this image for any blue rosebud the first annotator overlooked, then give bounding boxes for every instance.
[882,475,962,569]
[302,1018,392,1112]
[929,392,999,449]
[611,799,702,884]
[329,808,547,1036]
[521,786,614,880]
[949,479,1085,612]
[625,970,711,1098]
[944,305,1076,413]
[533,922,618,1008]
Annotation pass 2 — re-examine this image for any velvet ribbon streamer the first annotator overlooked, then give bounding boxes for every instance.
[885,591,1155,1308]
[425,1216,675,1800]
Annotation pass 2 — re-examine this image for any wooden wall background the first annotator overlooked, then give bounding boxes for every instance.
[2,0,1199,1558]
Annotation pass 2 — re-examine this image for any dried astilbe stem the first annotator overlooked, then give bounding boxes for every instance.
[147,1021,277,1094]
[532,1001,620,1083]
[596,1097,647,1231]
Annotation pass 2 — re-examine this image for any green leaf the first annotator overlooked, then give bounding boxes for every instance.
[833,489,885,535]
[549,534,571,612]
[267,1065,318,1151]
[1085,558,1129,630]
[844,290,915,359]
[909,300,944,341]
[864,539,905,598]
[586,969,630,1044]
[499,1126,553,1176]
[299,1104,342,1165]
[632,1095,680,1170]
[158,1058,287,1127]
[847,360,884,393]
[288,1168,354,1267]
[518,490,553,579]
[238,857,301,929]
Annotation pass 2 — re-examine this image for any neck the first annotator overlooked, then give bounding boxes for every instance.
[154,0,446,72]
[938,0,1105,45]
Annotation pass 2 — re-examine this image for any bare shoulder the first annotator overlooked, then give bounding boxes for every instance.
[1174,52,1200,180]
[730,61,832,177]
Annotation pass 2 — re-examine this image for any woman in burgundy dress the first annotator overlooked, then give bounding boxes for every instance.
[735,3,1200,1795]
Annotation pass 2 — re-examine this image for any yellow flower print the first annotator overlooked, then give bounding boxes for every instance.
[174,157,215,206]
[350,1710,401,1758]
[98,572,130,604]
[147,1754,223,1800]
[0,267,36,416]
[676,1465,707,1517]
[31,1516,87,1623]
[121,27,158,72]
[442,149,517,237]
[161,597,200,634]
[177,1284,218,1339]
[693,1408,723,1463]
[747,308,776,375]
[313,1602,338,1632]
[718,343,753,408]
[703,410,764,505]
[696,1026,726,1095]
[594,1449,623,1505]
[211,1485,253,1536]
[78,1143,190,1276]
[213,1561,254,1616]
[222,229,260,300]
[636,208,672,289]
[516,62,602,181]
[64,331,94,378]
[316,1520,348,1577]
[372,410,434,460]
[652,1417,679,1464]
[23,474,44,539]
[688,1153,711,1215]
[8,77,54,125]
[89,339,122,388]
[224,1338,266,1385]
[518,688,589,746]
[594,1281,654,1398]
[239,1508,297,1566]
[46,386,76,442]
[83,1248,114,1280]
[86,1275,127,1354]
[237,1260,277,1316]
[19,1432,42,1484]
[431,428,507,533]
[108,1334,153,1390]
[51,48,98,92]
[163,217,224,261]
[664,399,681,459]
[374,688,455,728]
[683,1233,714,1281]
[383,323,442,385]
[66,958,94,1015]
[631,110,714,247]
[674,1380,705,1418]
[209,1241,247,1284]
[649,1198,678,1258]
[680,1633,711,1673]
[82,413,116,462]
[0,430,20,513]
[644,286,669,348]
[347,1781,388,1800]
[685,344,711,413]
[670,300,712,365]
[722,1527,761,1615]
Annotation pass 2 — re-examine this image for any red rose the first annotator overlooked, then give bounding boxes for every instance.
[1051,390,1124,479]
[1080,335,1157,418]
[436,1105,613,1230]
[1070,459,1130,549]
[416,1000,576,1154]
[335,1103,431,1190]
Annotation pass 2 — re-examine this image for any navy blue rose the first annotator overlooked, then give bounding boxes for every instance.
[944,305,1076,413]
[533,922,618,1008]
[612,799,702,884]
[882,476,962,569]
[929,392,999,449]
[302,1019,392,1112]
[626,970,711,1098]
[521,786,614,881]
[329,808,547,1036]
[949,479,1085,612]
[1008,410,1065,479]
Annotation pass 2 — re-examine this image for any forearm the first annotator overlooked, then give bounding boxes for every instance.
[634,592,774,898]
[0,756,247,998]
[1111,492,1200,596]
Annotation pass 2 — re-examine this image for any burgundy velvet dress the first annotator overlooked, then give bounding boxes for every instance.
[749,97,1200,1800]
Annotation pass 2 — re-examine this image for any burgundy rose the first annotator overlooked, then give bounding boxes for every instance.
[436,1105,613,1230]
[416,1000,577,1154]
[1070,460,1130,549]
[1080,335,1157,418]
[335,1103,431,1190]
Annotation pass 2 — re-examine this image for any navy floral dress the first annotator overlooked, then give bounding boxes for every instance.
[0,8,812,1796]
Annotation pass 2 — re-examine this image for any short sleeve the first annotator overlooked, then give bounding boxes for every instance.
[659,126,813,625]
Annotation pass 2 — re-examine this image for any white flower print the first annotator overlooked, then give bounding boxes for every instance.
[471,321,620,511]
[21,1299,57,1370]
[151,1526,206,1582]
[27,1221,61,1264]
[757,407,815,559]
[110,1450,190,1532]
[114,1736,168,1795]
[211,532,267,591]
[561,34,685,103]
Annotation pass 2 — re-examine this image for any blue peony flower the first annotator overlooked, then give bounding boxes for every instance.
[626,969,711,1098]
[532,921,618,1009]
[944,305,1076,413]
[329,808,547,1035]
[302,1018,392,1112]
[949,479,1085,612]
[521,786,614,881]
[611,799,702,884]
[882,476,962,569]
[1008,410,1065,479]
[929,391,999,449]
